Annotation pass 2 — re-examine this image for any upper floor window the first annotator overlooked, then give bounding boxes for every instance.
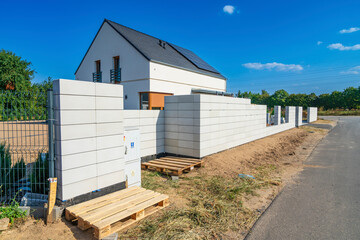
[113,56,120,70]
[111,56,121,83]
[93,60,102,82]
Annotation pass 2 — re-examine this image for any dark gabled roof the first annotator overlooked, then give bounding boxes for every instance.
[75,19,226,79]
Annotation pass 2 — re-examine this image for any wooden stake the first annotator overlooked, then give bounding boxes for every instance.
[46,177,57,224]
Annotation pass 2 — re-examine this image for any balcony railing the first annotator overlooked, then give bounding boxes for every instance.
[110,68,121,83]
[93,71,102,82]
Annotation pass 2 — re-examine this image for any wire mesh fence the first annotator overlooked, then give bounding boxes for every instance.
[0,90,52,205]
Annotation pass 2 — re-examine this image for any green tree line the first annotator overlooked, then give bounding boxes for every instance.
[237,87,360,110]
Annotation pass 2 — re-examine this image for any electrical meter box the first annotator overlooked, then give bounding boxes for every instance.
[124,127,141,187]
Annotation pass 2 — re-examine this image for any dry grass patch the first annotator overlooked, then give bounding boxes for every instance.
[121,164,283,239]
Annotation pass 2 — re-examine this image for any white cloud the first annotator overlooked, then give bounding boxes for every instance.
[317,41,323,45]
[339,27,360,34]
[327,43,360,51]
[340,66,360,75]
[242,62,304,72]
[223,5,235,14]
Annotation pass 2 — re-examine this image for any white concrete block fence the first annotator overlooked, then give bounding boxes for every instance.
[307,107,318,123]
[296,106,303,126]
[53,79,317,201]
[54,79,124,201]
[273,106,281,125]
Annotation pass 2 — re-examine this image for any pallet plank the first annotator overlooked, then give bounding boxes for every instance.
[151,159,193,166]
[162,156,201,161]
[95,194,168,229]
[148,160,190,168]
[66,186,141,213]
[65,187,169,240]
[142,162,182,170]
[82,191,160,225]
[161,157,200,163]
[141,156,203,175]
[74,188,147,216]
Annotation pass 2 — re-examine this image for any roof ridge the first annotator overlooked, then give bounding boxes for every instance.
[105,19,170,45]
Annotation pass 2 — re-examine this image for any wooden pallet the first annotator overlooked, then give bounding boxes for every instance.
[141,156,203,175]
[65,186,169,239]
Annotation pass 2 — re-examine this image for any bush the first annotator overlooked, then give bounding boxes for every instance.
[30,152,49,194]
[0,143,26,198]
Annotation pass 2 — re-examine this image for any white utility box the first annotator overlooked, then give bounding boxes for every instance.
[124,127,141,187]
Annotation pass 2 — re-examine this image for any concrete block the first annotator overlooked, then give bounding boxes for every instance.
[165,146,178,155]
[57,151,97,170]
[55,110,96,125]
[96,97,123,110]
[97,170,125,189]
[96,122,124,136]
[124,118,140,127]
[97,159,125,176]
[175,95,195,103]
[178,103,195,110]
[54,95,95,110]
[95,82,123,97]
[53,79,95,96]
[165,131,178,140]
[96,110,123,123]
[123,110,140,119]
[178,147,194,157]
[177,118,194,126]
[164,103,178,110]
[139,117,156,126]
[56,137,96,156]
[141,132,156,141]
[165,110,177,118]
[97,147,124,163]
[61,164,97,185]
[165,117,178,125]
[60,177,98,200]
[140,110,162,118]
[164,95,178,103]
[178,125,195,133]
[273,106,281,125]
[177,110,194,118]
[56,124,96,140]
[96,135,123,150]
[165,124,178,132]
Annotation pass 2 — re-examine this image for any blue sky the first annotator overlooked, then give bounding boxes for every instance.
[1,0,359,94]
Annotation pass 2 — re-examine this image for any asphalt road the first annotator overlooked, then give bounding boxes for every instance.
[246,116,360,240]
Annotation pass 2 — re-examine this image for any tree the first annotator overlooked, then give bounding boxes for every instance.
[268,89,289,107]
[0,50,34,90]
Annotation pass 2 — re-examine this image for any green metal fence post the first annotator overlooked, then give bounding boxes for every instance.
[47,89,55,178]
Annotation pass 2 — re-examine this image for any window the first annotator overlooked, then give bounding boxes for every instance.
[140,93,149,110]
[95,60,101,73]
[93,60,102,82]
[139,92,173,110]
[113,56,120,70]
[111,56,121,83]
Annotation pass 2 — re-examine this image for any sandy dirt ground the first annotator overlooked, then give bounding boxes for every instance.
[0,123,334,240]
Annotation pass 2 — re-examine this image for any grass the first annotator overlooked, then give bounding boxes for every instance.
[0,194,27,224]
[123,166,281,239]
[318,109,360,116]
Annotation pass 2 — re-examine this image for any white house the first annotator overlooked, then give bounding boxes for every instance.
[75,19,227,109]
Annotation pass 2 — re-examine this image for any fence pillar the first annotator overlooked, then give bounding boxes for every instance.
[47,89,55,178]
[295,106,303,127]
[274,106,281,125]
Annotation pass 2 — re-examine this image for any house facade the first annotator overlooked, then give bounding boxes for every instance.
[75,19,227,109]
